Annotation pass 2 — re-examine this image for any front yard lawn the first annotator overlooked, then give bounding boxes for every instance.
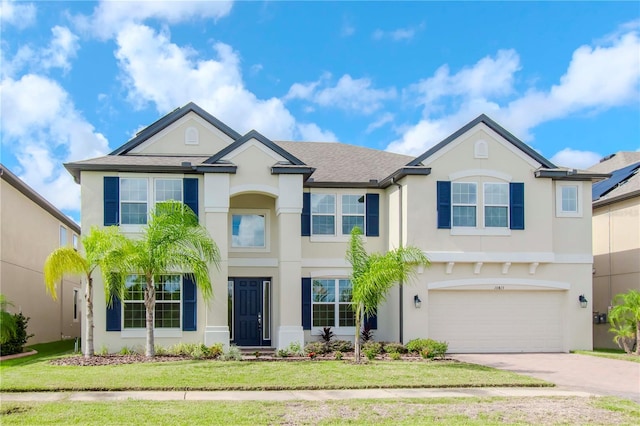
[573,349,640,364]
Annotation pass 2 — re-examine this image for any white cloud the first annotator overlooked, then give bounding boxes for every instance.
[550,148,602,169]
[0,74,110,211]
[0,0,36,29]
[366,113,394,133]
[388,22,640,157]
[373,23,425,41]
[115,23,336,141]
[296,123,337,142]
[74,0,233,40]
[340,17,355,37]
[286,74,396,115]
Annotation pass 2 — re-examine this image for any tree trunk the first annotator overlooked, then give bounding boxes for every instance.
[145,276,156,357]
[84,276,94,358]
[635,320,640,356]
[354,303,363,363]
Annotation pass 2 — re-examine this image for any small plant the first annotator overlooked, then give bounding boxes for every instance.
[361,324,374,343]
[97,345,109,356]
[390,352,402,360]
[208,343,224,359]
[276,348,290,358]
[286,341,303,356]
[154,345,168,356]
[253,350,261,358]
[222,344,242,361]
[329,340,353,352]
[305,341,327,355]
[119,346,134,355]
[334,350,343,360]
[420,349,430,359]
[320,327,334,343]
[0,313,33,356]
[308,351,317,359]
[383,342,407,354]
[362,341,381,360]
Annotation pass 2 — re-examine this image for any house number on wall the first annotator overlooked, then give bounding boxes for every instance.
[494,285,505,290]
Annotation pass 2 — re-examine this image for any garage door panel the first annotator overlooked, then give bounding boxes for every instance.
[428,290,564,353]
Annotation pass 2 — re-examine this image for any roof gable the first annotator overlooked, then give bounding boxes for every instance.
[407,114,556,169]
[205,130,305,166]
[110,102,242,155]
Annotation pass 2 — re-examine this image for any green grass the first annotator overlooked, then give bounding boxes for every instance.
[1,397,639,425]
[573,348,640,363]
[0,340,76,367]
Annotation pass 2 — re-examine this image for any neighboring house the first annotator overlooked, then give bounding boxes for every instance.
[589,152,640,349]
[65,102,603,354]
[0,165,81,344]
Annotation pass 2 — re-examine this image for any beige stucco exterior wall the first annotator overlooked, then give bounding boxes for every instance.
[0,179,81,344]
[592,196,640,349]
[130,113,234,156]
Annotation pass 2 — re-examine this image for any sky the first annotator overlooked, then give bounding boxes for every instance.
[1,1,639,224]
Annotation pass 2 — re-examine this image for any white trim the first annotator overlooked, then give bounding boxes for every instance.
[309,269,351,278]
[223,139,287,162]
[229,208,270,252]
[230,184,279,197]
[425,251,555,263]
[205,207,229,213]
[554,253,593,264]
[185,126,199,145]
[450,227,511,236]
[302,258,351,268]
[449,169,512,182]
[474,262,483,274]
[501,262,511,274]
[121,329,182,338]
[556,182,583,217]
[276,207,302,215]
[427,278,570,290]
[228,258,279,267]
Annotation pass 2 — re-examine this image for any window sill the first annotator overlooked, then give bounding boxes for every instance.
[121,329,183,338]
[119,224,145,234]
[556,211,582,218]
[311,327,356,335]
[450,227,511,236]
[309,235,367,243]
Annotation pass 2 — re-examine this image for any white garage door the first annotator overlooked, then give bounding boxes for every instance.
[428,290,565,353]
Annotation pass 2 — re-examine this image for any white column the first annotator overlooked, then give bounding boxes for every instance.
[203,174,230,348]
[275,174,304,349]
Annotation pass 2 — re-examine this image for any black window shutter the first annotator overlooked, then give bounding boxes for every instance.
[510,182,525,230]
[183,178,199,217]
[302,278,311,330]
[301,193,311,236]
[104,177,119,226]
[364,311,378,330]
[437,181,451,229]
[106,297,121,331]
[365,193,380,237]
[182,274,197,331]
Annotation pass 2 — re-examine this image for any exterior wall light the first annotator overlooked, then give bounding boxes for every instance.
[414,295,422,309]
[578,294,588,309]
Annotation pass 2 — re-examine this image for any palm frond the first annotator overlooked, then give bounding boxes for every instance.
[43,247,89,300]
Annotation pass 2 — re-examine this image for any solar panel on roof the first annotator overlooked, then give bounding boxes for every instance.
[592,162,640,200]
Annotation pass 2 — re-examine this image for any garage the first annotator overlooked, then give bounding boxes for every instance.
[428,290,566,353]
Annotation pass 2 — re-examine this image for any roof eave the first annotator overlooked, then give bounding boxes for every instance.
[535,169,610,181]
[64,163,200,184]
[379,167,432,188]
[593,189,640,208]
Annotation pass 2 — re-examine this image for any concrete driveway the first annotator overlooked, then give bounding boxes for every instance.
[452,353,640,402]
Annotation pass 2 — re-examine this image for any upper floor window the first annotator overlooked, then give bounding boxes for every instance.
[556,183,582,217]
[120,178,148,225]
[312,279,355,328]
[232,214,266,248]
[341,195,365,234]
[452,183,477,227]
[72,234,79,250]
[311,194,336,235]
[484,183,508,227]
[59,225,67,246]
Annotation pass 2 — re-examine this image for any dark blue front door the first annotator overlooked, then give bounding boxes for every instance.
[233,278,263,346]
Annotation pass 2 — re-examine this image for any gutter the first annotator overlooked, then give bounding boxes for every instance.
[392,177,404,343]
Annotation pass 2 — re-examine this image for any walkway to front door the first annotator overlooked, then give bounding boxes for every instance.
[230,277,271,347]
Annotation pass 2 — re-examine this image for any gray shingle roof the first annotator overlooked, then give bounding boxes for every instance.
[589,152,640,205]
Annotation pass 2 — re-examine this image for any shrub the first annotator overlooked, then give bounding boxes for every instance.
[361,325,374,343]
[154,345,168,356]
[334,350,343,360]
[420,349,430,359]
[406,338,448,359]
[390,352,402,360]
[222,345,242,361]
[208,343,224,359]
[382,342,407,354]
[0,313,33,356]
[320,327,334,343]
[276,348,290,358]
[362,341,381,360]
[305,341,327,355]
[329,339,353,352]
[119,346,134,355]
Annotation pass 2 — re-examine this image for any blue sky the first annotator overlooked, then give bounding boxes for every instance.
[1,1,639,223]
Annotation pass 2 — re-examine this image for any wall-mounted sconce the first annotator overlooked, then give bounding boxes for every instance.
[414,295,422,309]
[578,294,588,309]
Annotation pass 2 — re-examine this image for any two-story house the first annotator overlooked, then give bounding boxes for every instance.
[65,102,601,353]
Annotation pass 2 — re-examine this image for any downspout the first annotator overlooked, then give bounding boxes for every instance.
[393,178,404,343]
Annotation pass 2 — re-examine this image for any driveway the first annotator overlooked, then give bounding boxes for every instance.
[452,353,640,402]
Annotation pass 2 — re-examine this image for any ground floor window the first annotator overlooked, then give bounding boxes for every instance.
[124,275,181,329]
[312,279,355,328]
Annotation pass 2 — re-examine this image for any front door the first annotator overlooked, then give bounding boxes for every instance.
[232,278,268,346]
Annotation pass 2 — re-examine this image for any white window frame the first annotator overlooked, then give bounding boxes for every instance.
[72,234,79,250]
[341,194,365,236]
[120,177,148,226]
[121,274,183,338]
[483,182,509,228]
[229,209,270,252]
[311,278,355,333]
[310,193,366,241]
[154,178,183,205]
[556,182,582,217]
[59,225,67,247]
[452,182,477,228]
[311,193,336,236]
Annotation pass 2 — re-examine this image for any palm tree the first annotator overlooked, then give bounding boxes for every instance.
[346,227,429,362]
[44,226,129,358]
[608,289,640,355]
[113,201,219,357]
[0,294,17,344]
